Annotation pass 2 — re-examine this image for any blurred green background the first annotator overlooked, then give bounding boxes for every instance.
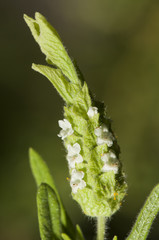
[1,0,159,239]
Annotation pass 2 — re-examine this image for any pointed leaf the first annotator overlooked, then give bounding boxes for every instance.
[76,225,85,240]
[29,148,75,238]
[82,82,91,109]
[29,148,55,189]
[61,233,72,240]
[32,64,79,104]
[126,184,159,240]
[37,183,61,240]
[24,13,79,84]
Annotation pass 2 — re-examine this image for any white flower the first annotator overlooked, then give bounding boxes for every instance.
[67,143,83,168]
[94,125,114,147]
[102,163,118,174]
[70,169,86,194]
[58,119,74,140]
[101,150,119,174]
[87,106,98,118]
[101,151,117,163]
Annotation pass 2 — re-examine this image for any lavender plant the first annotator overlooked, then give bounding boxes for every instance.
[24,12,159,240]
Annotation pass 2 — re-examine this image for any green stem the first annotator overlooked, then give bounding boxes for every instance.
[97,216,106,240]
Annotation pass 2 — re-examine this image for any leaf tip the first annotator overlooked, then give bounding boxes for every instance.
[35,12,43,20]
[23,14,33,26]
[32,63,36,70]
[28,147,39,166]
[29,147,34,157]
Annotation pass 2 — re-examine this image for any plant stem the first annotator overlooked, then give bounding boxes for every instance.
[97,216,106,240]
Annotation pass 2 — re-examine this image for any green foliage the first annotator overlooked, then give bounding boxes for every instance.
[25,11,159,240]
[29,148,55,189]
[126,184,159,240]
[29,148,76,239]
[75,225,85,240]
[32,64,74,104]
[61,233,72,240]
[24,13,79,84]
[37,183,61,240]
[113,236,117,240]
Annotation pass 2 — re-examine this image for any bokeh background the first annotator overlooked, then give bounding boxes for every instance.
[1,0,159,239]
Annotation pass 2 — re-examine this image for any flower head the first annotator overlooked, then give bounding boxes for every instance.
[58,119,74,140]
[25,12,127,218]
[67,143,83,168]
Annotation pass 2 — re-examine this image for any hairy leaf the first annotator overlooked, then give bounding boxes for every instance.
[37,183,61,240]
[24,13,79,84]
[29,148,75,238]
[32,64,79,104]
[126,184,159,240]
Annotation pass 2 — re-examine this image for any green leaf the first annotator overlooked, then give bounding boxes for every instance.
[24,12,79,84]
[32,64,79,104]
[113,236,117,240]
[37,183,61,240]
[29,148,75,239]
[75,225,85,240]
[82,82,91,109]
[29,148,55,189]
[126,184,159,240]
[61,233,72,240]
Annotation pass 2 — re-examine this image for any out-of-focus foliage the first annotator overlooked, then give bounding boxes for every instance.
[1,0,159,240]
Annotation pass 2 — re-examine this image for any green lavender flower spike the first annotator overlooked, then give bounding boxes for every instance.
[24,12,127,217]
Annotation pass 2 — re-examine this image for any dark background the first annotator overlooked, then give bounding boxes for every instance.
[1,0,159,239]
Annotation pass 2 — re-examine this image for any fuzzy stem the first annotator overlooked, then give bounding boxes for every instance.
[97,216,106,240]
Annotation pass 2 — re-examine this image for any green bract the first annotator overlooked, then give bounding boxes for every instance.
[24,12,127,217]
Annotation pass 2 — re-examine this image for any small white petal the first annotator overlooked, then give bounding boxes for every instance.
[71,184,79,194]
[97,137,105,145]
[72,143,81,154]
[78,180,86,189]
[102,125,109,132]
[101,150,117,164]
[109,151,116,159]
[71,180,86,194]
[70,170,86,194]
[57,129,68,140]
[101,153,109,163]
[95,124,114,147]
[58,119,74,139]
[58,119,71,130]
[94,127,103,137]
[105,139,113,147]
[71,169,84,181]
[67,144,78,156]
[67,154,83,168]
[102,163,118,174]
[87,106,98,118]
[97,136,113,147]
[67,143,83,168]
[75,154,83,164]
